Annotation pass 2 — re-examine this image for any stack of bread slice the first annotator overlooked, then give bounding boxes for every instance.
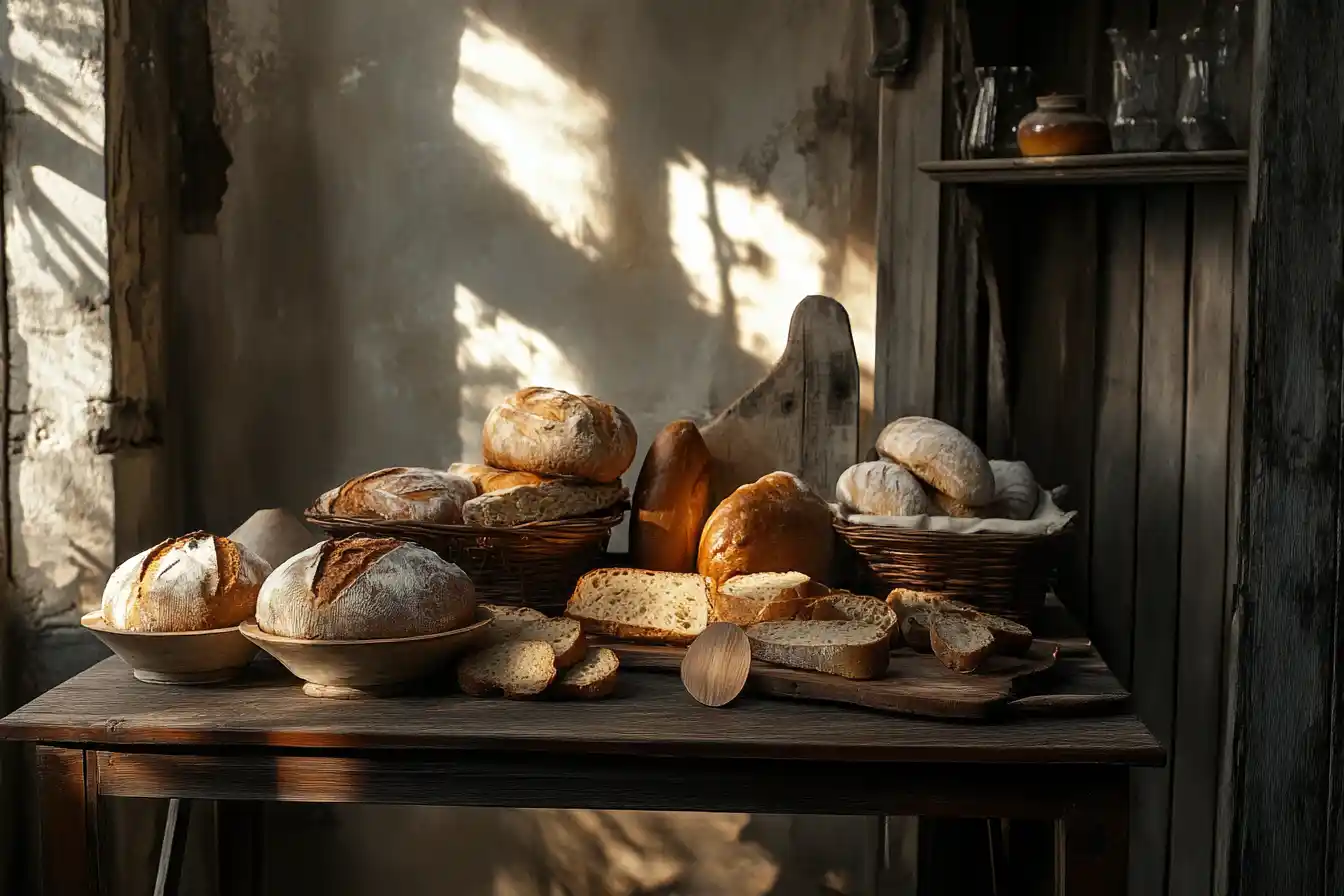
[456,603,620,699]
[887,588,1034,673]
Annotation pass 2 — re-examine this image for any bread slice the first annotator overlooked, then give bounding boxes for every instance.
[964,612,1033,656]
[565,568,712,645]
[479,603,547,623]
[810,592,900,637]
[711,572,822,625]
[887,587,954,616]
[745,620,890,680]
[482,614,586,668]
[900,608,934,653]
[928,613,996,673]
[457,640,556,698]
[552,647,620,699]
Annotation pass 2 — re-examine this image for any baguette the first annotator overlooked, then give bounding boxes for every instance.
[552,647,620,699]
[710,572,823,625]
[457,640,556,698]
[927,613,996,673]
[629,420,713,572]
[565,568,712,645]
[745,620,890,680]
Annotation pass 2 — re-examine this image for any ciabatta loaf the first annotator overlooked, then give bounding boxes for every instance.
[565,568,712,645]
[313,467,477,524]
[102,531,271,632]
[876,417,994,506]
[256,536,476,640]
[810,592,900,636]
[711,571,821,625]
[553,646,620,699]
[457,640,556,698]
[448,463,549,493]
[835,461,931,517]
[629,420,713,572]
[461,480,627,526]
[745,620,890,680]
[482,387,637,483]
[697,472,834,585]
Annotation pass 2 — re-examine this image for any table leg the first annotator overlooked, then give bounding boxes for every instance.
[36,746,99,896]
[152,799,192,896]
[215,801,263,896]
[1057,769,1129,896]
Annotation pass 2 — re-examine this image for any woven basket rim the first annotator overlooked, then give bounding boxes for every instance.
[305,507,626,537]
[832,516,1072,545]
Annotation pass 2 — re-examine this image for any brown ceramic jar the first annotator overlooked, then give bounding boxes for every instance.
[1016,95,1112,157]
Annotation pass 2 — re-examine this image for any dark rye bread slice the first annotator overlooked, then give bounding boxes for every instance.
[927,612,996,673]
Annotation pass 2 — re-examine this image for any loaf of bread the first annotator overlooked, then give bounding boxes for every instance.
[448,463,549,493]
[565,568,712,645]
[461,480,627,526]
[710,571,823,625]
[876,417,994,506]
[629,420,713,572]
[835,461,931,516]
[313,467,478,524]
[927,459,1040,520]
[482,387,637,483]
[256,536,476,640]
[102,531,272,632]
[745,620,891,680]
[697,472,834,585]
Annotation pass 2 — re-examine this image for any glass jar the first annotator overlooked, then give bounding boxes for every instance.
[962,66,1037,159]
[1106,27,1170,152]
[1017,95,1111,157]
[1177,27,1236,150]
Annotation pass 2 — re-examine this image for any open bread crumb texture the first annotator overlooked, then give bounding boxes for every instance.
[571,569,708,633]
[560,646,619,686]
[720,571,810,601]
[458,640,555,696]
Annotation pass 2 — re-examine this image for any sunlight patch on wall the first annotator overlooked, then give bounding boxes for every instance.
[665,152,828,365]
[453,10,612,262]
[454,284,583,461]
[21,166,109,292]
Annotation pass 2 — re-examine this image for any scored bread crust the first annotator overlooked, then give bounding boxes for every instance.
[461,480,627,526]
[482,387,637,484]
[102,531,272,632]
[746,620,891,680]
[629,420,713,573]
[457,640,557,698]
[313,467,478,524]
[928,459,1041,520]
[448,463,550,493]
[697,471,834,586]
[876,417,995,506]
[565,568,712,645]
[711,572,824,625]
[552,646,620,699]
[256,537,476,640]
[835,461,931,517]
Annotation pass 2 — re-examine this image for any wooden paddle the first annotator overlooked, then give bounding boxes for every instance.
[680,623,752,707]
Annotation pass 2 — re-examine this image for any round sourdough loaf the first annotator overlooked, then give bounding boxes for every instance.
[835,460,931,516]
[481,387,637,483]
[928,459,1040,520]
[313,467,477,524]
[629,419,713,572]
[697,471,834,585]
[876,416,995,506]
[102,531,272,632]
[256,536,476,640]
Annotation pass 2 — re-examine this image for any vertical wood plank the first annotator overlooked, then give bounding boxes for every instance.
[1168,185,1236,896]
[1090,191,1144,688]
[37,746,97,896]
[1228,1,1344,894]
[1128,185,1189,896]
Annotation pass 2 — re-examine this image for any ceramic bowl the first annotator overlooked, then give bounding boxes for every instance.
[80,611,260,685]
[238,609,493,698]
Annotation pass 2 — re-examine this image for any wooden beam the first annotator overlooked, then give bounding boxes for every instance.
[1223,0,1344,894]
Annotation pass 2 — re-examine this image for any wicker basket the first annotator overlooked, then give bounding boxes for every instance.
[832,517,1072,623]
[305,508,625,614]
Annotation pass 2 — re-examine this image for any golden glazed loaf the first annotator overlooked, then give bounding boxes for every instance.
[629,420,713,572]
[256,536,476,640]
[313,467,478,524]
[696,471,834,586]
[482,387,637,483]
[101,531,272,632]
[876,416,995,506]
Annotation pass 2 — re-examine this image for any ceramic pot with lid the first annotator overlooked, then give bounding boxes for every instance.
[1016,95,1112,157]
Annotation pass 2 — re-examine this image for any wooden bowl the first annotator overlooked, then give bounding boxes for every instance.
[238,608,494,698]
[80,611,260,685]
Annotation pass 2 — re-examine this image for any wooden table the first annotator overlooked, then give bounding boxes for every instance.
[1,657,1161,896]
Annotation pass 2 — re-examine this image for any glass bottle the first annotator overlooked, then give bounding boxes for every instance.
[1106,27,1169,152]
[1177,27,1236,151]
[962,66,1036,159]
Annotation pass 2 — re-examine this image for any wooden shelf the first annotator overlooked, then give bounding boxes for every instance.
[919,151,1248,185]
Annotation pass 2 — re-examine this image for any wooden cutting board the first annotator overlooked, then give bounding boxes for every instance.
[598,638,1063,720]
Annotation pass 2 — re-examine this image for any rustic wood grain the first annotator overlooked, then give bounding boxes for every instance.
[93,749,1141,818]
[699,295,859,503]
[0,658,1161,765]
[1227,1,1344,894]
[679,623,751,707]
[608,640,1060,719]
[37,746,96,896]
[919,152,1249,184]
